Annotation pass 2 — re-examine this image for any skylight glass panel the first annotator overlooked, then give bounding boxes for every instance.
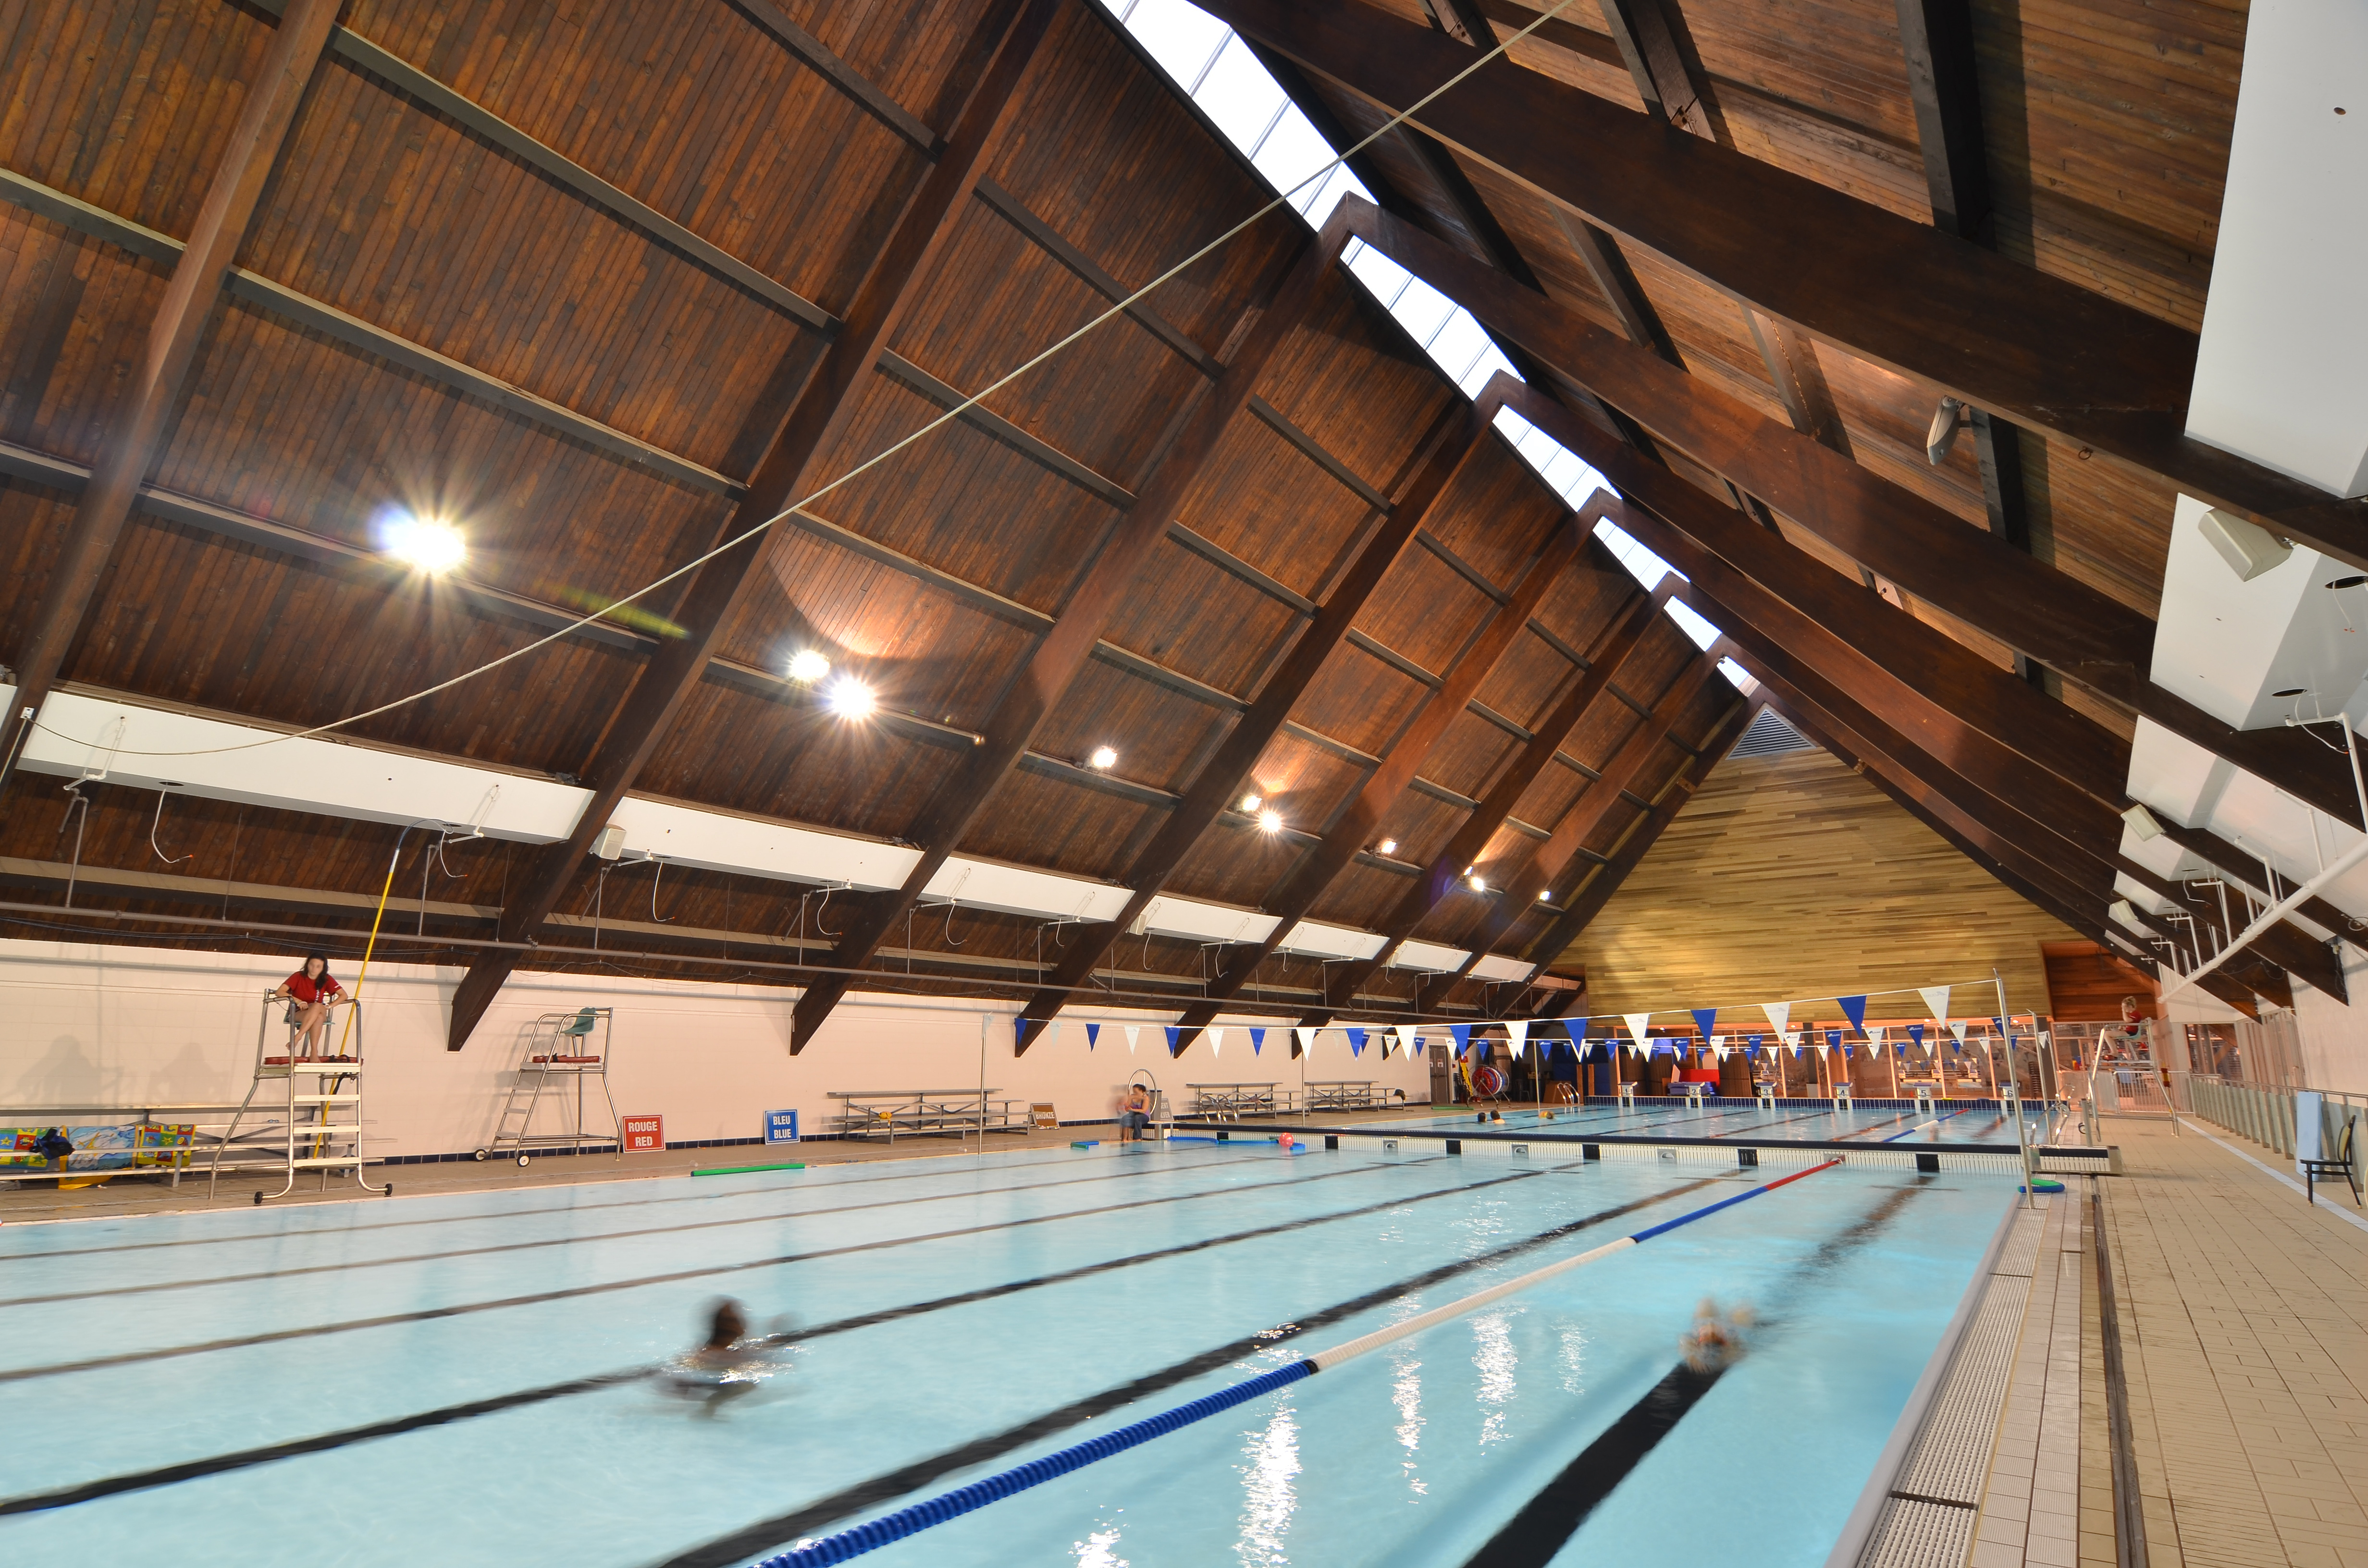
[1118,0,1231,88]
[1103,0,1744,681]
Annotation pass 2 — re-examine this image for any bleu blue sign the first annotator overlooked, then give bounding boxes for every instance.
[765,1109,799,1144]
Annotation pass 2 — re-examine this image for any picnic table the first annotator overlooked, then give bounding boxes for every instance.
[827,1089,1028,1142]
[1187,1082,1285,1119]
[1303,1080,1383,1111]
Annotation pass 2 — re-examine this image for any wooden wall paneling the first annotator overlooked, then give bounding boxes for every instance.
[1555,745,2074,1014]
[0,0,341,800]
[2041,939,2158,1021]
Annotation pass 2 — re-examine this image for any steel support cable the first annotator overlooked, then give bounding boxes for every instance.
[752,1157,1843,1567]
[27,0,1584,764]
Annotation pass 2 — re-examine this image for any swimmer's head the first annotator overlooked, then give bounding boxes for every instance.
[706,1298,748,1349]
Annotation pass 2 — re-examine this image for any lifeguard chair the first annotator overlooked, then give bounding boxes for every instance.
[208,991,388,1202]
[479,1008,621,1166]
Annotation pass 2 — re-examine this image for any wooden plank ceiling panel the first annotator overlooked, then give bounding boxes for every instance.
[1449,164,1628,335]
[336,0,943,315]
[0,483,77,638]
[1353,547,1498,680]
[637,677,966,837]
[1472,624,1583,735]
[887,198,1203,485]
[722,530,1043,724]
[1554,745,2078,1014]
[1683,0,1923,154]
[0,223,169,464]
[243,70,816,476]
[1027,652,1236,795]
[1253,285,1461,513]
[954,763,1163,880]
[990,8,1300,358]
[153,303,731,607]
[1308,857,1425,932]
[1419,435,1566,593]
[0,0,278,238]
[1292,644,1434,760]
[2021,429,2185,622]
[1095,540,1309,698]
[1416,703,1531,802]
[1165,417,1381,601]
[1980,0,2239,331]
[793,375,1124,613]
[1490,4,1647,111]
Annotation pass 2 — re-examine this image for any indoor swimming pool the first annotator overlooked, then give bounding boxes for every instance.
[1375,1099,2038,1146]
[0,1140,2018,1567]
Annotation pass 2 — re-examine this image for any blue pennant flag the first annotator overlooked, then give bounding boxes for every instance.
[1908,1022,1924,1047]
[1749,1034,1764,1054]
[1346,1027,1367,1058]
[1450,1024,1474,1060]
[1690,1007,1718,1042]
[1896,1041,1910,1057]
[1843,1042,1854,1059]
[1250,1027,1265,1056]
[1827,1029,1843,1051]
[1015,1017,1028,1048]
[1838,995,1869,1035]
[1163,1026,1180,1055]
[1086,1023,1100,1052]
[1992,1017,2007,1039]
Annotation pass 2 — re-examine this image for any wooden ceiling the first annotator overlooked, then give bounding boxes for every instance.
[0,0,2328,1043]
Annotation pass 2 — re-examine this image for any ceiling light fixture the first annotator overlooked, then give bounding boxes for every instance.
[1468,873,1487,892]
[1376,838,1397,856]
[826,676,876,720]
[1537,888,1551,900]
[1258,808,1283,834]
[788,649,831,683]
[1239,793,1263,812]
[384,513,465,574]
[1088,746,1118,770]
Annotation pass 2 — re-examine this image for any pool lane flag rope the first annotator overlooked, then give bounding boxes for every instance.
[753,1158,1845,1568]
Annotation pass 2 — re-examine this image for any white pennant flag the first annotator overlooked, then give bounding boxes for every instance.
[1762,1001,1792,1035]
[1948,1019,1970,1044]
[1124,1025,1140,1055]
[1209,1026,1226,1057]
[1787,1029,1803,1055]
[1397,1025,1421,1059]
[1624,1012,1653,1045]
[1506,1020,1529,1055]
[1295,1026,1317,1056]
[1867,1025,1885,1045]
[1712,1038,1727,1060]
[1048,1021,1063,1049]
[1918,985,1951,1029]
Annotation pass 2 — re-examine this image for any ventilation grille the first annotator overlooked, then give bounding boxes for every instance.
[1727,708,1815,760]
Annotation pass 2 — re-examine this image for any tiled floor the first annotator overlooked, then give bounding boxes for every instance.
[1971,1114,2368,1568]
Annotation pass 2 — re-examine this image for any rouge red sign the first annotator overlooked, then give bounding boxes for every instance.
[622,1115,664,1152]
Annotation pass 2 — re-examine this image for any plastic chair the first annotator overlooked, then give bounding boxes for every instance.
[2301,1119,2361,1207]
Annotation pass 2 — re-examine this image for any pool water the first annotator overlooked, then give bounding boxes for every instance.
[0,1141,2014,1567]
[1375,1099,2035,1145]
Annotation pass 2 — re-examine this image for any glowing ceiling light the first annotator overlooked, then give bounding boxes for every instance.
[1258,808,1284,834]
[1376,838,1397,856]
[385,514,465,574]
[1239,793,1263,812]
[788,649,831,683]
[826,676,876,720]
[1089,745,1118,770]
[1538,888,1552,901]
[1468,873,1487,892]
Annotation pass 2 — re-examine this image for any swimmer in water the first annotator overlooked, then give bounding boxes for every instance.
[1679,1297,1754,1373]
[668,1298,783,1415]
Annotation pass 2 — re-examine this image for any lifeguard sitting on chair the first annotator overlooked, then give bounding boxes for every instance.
[270,952,347,1059]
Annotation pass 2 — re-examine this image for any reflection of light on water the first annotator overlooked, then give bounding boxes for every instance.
[1235,1400,1301,1564]
[1074,1519,1128,1567]
[1558,1322,1590,1396]
[1390,1344,1428,1496]
[1471,1310,1518,1445]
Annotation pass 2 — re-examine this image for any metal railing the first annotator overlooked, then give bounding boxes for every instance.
[2185,1074,2365,1181]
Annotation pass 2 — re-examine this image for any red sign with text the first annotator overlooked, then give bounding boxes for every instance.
[622,1115,664,1152]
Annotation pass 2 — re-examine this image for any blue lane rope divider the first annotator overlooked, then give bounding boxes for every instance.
[1881,1105,1977,1143]
[755,1156,1844,1568]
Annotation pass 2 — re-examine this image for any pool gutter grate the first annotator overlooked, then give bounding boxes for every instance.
[1855,1207,2045,1568]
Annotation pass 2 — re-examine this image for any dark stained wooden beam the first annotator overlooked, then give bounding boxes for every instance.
[444,0,1059,1051]
[1891,0,1991,242]
[1414,654,1720,1009]
[1592,0,1727,142]
[1009,394,1502,1051]
[0,0,341,803]
[1193,0,2368,568]
[1744,309,1851,458]
[1554,210,1683,371]
[1299,575,1668,1028]
[733,0,945,153]
[1353,212,2368,829]
[786,199,1363,1051]
[1165,503,1595,1048]
[1517,695,1755,982]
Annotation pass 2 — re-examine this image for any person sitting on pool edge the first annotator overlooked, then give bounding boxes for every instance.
[1118,1082,1153,1141]
[270,951,347,1058]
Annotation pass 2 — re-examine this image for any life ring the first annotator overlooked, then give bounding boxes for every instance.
[1471,1064,1506,1098]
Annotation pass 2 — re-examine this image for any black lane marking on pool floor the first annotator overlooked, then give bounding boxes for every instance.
[0,1143,1138,1262]
[651,1170,1736,1568]
[0,1156,1529,1515]
[0,1150,1287,1309]
[1460,1179,1932,1568]
[0,1149,1443,1383]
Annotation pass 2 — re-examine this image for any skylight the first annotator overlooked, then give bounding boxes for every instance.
[1106,0,1733,671]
